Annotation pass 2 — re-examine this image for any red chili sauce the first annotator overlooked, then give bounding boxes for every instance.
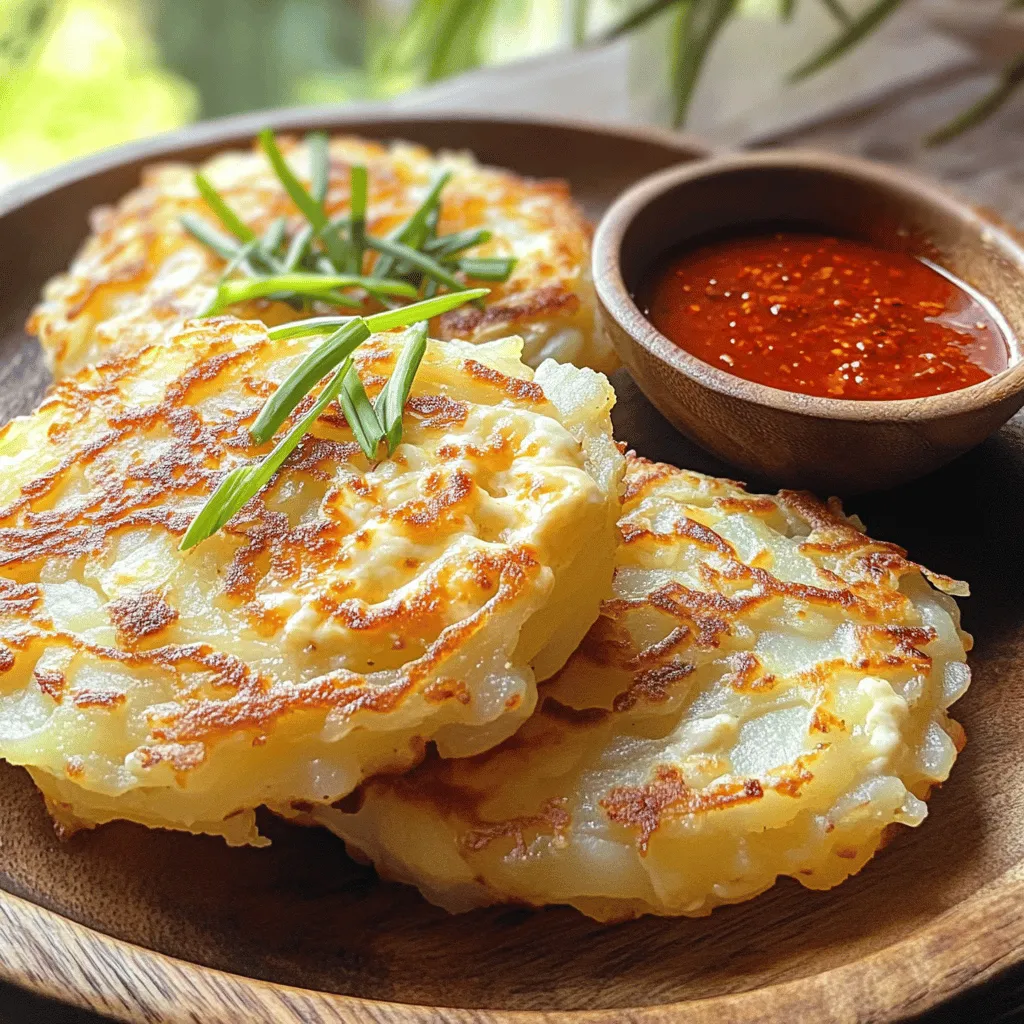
[641,231,1011,400]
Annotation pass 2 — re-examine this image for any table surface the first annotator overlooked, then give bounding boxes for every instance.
[3,38,1024,1024]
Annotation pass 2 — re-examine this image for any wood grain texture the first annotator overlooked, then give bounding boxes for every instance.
[594,150,1024,494]
[0,112,1022,1023]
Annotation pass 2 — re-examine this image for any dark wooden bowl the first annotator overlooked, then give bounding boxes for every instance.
[4,113,1024,1024]
[593,149,1024,493]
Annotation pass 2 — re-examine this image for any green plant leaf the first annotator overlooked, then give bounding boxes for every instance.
[789,0,904,81]
[926,52,1024,145]
[670,0,738,128]
[600,0,683,42]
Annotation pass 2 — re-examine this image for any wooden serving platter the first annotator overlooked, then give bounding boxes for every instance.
[1,110,1022,1024]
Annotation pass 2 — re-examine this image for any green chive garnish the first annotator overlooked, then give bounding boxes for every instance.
[283,223,315,271]
[372,170,452,280]
[258,129,326,231]
[194,172,256,243]
[375,322,428,454]
[340,364,385,461]
[204,272,417,316]
[181,213,243,262]
[265,289,489,341]
[180,356,354,552]
[308,132,330,206]
[454,256,517,281]
[423,228,492,258]
[250,318,371,444]
[349,165,368,275]
[366,235,465,292]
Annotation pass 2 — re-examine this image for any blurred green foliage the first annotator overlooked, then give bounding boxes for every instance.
[0,0,1009,185]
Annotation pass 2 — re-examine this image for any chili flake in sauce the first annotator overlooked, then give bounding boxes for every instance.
[641,232,1010,400]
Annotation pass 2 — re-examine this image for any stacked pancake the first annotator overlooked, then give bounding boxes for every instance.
[0,135,970,919]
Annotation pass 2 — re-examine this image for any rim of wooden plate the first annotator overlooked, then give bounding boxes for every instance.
[3,867,1024,1022]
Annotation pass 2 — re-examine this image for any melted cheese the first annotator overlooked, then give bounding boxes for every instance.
[0,318,623,844]
[304,457,971,919]
[29,136,614,378]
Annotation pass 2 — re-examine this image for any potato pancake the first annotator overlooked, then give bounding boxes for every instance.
[0,319,623,845]
[29,135,613,379]
[303,456,971,920]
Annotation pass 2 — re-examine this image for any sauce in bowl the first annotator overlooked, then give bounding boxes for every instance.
[641,231,1012,400]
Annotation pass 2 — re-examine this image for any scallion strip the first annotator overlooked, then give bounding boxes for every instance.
[308,131,330,206]
[339,364,385,460]
[180,356,354,551]
[454,256,517,281]
[283,223,315,271]
[194,172,256,243]
[265,288,489,341]
[250,319,372,443]
[204,272,418,316]
[423,228,492,258]
[366,235,465,292]
[261,216,288,257]
[348,165,368,275]
[375,322,428,454]
[372,170,452,279]
[181,213,240,261]
[259,129,326,230]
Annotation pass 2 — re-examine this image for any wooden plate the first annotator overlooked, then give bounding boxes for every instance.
[0,110,1020,1024]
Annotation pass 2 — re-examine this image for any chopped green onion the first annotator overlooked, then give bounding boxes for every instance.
[194,172,256,243]
[181,213,244,262]
[340,364,385,460]
[180,356,354,551]
[251,319,371,444]
[265,288,489,341]
[283,223,315,271]
[424,228,492,258]
[258,129,326,231]
[375,322,428,454]
[349,165,368,275]
[453,256,517,281]
[308,131,330,206]
[261,216,288,258]
[366,235,465,292]
[204,272,418,316]
[372,170,452,279]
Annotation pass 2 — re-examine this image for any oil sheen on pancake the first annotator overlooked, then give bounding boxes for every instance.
[29,135,614,378]
[0,318,623,845]
[303,456,971,920]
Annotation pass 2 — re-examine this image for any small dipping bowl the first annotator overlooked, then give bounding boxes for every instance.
[594,150,1024,493]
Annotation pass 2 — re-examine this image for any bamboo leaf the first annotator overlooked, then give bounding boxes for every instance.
[670,0,738,128]
[790,0,904,81]
[927,53,1024,146]
[600,0,683,42]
